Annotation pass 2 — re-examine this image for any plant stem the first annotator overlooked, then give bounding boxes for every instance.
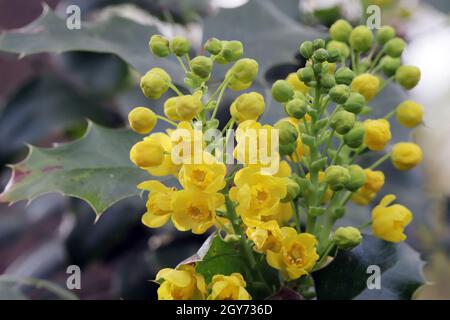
[176,56,189,74]
[291,200,302,233]
[168,82,184,96]
[368,152,391,170]
[156,115,177,127]
[211,80,228,119]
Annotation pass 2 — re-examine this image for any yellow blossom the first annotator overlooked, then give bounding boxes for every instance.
[286,73,309,94]
[207,273,252,300]
[156,265,206,300]
[364,119,391,151]
[130,138,165,169]
[372,194,412,242]
[396,100,424,128]
[391,142,423,170]
[144,133,179,176]
[169,121,204,164]
[138,180,176,228]
[164,92,203,121]
[351,73,380,101]
[352,169,385,205]
[230,92,265,123]
[246,220,282,253]
[128,107,157,134]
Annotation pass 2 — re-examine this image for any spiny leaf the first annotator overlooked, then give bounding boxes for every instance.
[0,121,152,217]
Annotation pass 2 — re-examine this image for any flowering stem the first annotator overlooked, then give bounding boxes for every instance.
[368,152,391,170]
[291,200,302,233]
[331,142,344,165]
[156,115,177,127]
[315,240,335,270]
[176,56,189,74]
[384,109,396,120]
[358,221,373,230]
[211,79,229,119]
[167,82,184,96]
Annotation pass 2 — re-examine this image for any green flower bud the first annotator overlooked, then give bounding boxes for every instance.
[325,165,351,191]
[320,73,336,90]
[204,37,222,55]
[170,36,190,56]
[326,40,350,59]
[329,19,353,42]
[140,67,171,99]
[335,67,355,85]
[279,142,296,157]
[395,65,421,90]
[327,49,341,63]
[343,92,365,114]
[272,80,294,103]
[149,35,170,57]
[190,56,213,79]
[329,84,351,104]
[275,120,298,145]
[349,26,373,52]
[312,48,329,63]
[313,38,326,50]
[376,26,396,45]
[333,226,362,250]
[383,37,406,58]
[285,98,308,119]
[219,40,244,63]
[229,58,258,83]
[281,178,301,202]
[297,66,315,83]
[380,56,401,77]
[344,122,365,148]
[330,110,355,134]
[345,164,366,191]
[299,41,314,59]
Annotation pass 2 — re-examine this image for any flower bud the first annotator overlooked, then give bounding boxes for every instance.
[320,73,336,90]
[204,37,222,55]
[326,40,350,59]
[329,84,350,104]
[128,107,157,134]
[217,40,243,63]
[271,80,294,103]
[286,73,309,93]
[149,35,170,57]
[312,48,328,63]
[297,66,315,83]
[275,120,298,145]
[327,49,341,63]
[299,41,314,59]
[344,123,365,148]
[380,56,401,76]
[396,100,424,128]
[313,38,326,50]
[190,56,213,79]
[325,165,351,191]
[346,164,366,191]
[140,68,171,99]
[333,227,362,250]
[230,92,265,123]
[335,67,355,85]
[351,73,380,101]
[376,26,396,45]
[383,37,406,58]
[391,142,423,170]
[130,139,165,168]
[343,92,365,114]
[164,93,203,121]
[279,142,296,157]
[170,36,190,56]
[395,65,421,90]
[364,119,391,151]
[329,19,353,42]
[349,26,373,52]
[281,178,301,202]
[330,110,355,135]
[285,99,308,119]
[229,58,258,83]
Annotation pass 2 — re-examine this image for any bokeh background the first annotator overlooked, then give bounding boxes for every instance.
[0,0,449,299]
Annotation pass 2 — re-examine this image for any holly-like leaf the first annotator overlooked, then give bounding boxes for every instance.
[313,235,426,300]
[0,122,151,217]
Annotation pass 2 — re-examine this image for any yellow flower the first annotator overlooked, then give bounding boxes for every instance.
[372,194,413,242]
[286,73,309,94]
[352,169,385,205]
[130,138,165,169]
[261,202,293,225]
[164,92,203,121]
[128,107,157,134]
[156,265,206,300]
[364,119,391,151]
[230,92,265,123]
[138,180,176,228]
[207,273,251,300]
[246,220,282,253]
[178,152,227,193]
[266,227,319,280]
[171,190,224,234]
[229,167,287,222]
[169,121,204,165]
[351,73,380,101]
[391,142,423,170]
[396,100,424,128]
[144,133,179,176]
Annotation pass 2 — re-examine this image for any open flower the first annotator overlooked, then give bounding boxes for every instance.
[138,180,176,228]
[207,273,251,300]
[143,132,180,176]
[352,169,385,205]
[246,220,282,253]
[156,265,206,300]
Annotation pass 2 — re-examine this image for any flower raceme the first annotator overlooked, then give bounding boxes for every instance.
[126,27,423,300]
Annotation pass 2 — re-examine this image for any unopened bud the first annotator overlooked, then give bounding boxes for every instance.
[330,110,355,135]
[272,80,294,103]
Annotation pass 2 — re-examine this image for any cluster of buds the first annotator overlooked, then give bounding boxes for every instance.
[127,21,424,300]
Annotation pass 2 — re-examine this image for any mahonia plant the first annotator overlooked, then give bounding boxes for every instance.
[129,20,424,300]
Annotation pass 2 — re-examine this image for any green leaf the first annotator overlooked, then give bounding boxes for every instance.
[312,235,426,300]
[0,121,151,217]
[191,234,280,299]
[0,5,181,79]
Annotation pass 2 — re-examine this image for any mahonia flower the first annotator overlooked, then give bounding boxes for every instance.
[140,67,171,99]
[351,73,380,101]
[156,265,206,300]
[230,92,265,123]
[285,73,309,94]
[391,142,423,171]
[266,227,319,280]
[169,121,204,164]
[139,180,176,228]
[130,138,165,169]
[396,100,424,128]
[164,92,203,121]
[128,107,157,134]
[246,220,282,253]
[352,169,385,205]
[171,190,224,234]
[144,133,179,176]
[364,119,392,151]
[207,273,251,300]
[372,194,413,242]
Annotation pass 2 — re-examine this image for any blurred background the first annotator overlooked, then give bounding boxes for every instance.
[0,0,449,299]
